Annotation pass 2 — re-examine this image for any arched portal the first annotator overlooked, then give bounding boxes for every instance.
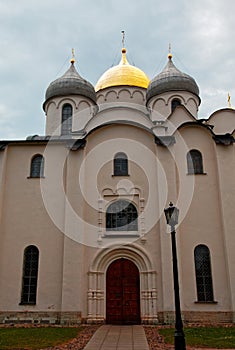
[106,258,140,325]
[87,244,158,324]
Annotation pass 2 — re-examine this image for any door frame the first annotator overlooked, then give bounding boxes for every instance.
[87,245,158,324]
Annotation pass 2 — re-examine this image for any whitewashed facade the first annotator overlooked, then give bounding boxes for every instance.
[0,49,234,325]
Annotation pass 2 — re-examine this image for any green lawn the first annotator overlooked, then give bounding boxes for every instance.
[0,327,80,350]
[159,326,235,348]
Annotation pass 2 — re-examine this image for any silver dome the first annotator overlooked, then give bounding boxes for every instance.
[44,63,96,108]
[147,56,199,102]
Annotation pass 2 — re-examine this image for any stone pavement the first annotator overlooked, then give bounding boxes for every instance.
[83,325,149,350]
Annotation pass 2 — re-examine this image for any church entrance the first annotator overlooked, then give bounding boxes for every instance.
[106,258,140,325]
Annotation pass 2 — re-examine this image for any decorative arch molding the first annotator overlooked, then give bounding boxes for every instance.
[87,243,158,324]
[44,100,56,114]
[150,95,190,110]
[56,97,94,111]
[151,97,167,110]
[117,88,132,99]
[102,186,142,197]
[166,94,187,106]
[57,97,77,110]
[133,90,146,102]
[104,89,118,101]
[96,94,105,104]
[99,88,146,103]
[77,100,92,109]
[90,243,153,272]
[187,96,198,106]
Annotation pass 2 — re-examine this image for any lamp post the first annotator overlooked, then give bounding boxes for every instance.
[164,202,186,350]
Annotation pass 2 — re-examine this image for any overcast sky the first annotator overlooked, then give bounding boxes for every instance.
[0,0,234,139]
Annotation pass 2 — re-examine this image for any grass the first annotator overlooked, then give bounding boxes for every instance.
[158,326,235,348]
[0,327,80,350]
[1,325,235,349]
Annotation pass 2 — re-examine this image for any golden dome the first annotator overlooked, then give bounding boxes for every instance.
[95,48,150,92]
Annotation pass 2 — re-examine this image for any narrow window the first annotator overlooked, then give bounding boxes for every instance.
[30,155,44,178]
[194,245,214,302]
[20,245,39,305]
[171,98,181,112]
[114,152,128,176]
[61,104,72,135]
[187,150,203,174]
[106,200,138,231]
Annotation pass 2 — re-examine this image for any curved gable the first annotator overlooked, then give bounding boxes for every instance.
[74,102,154,137]
[208,108,235,134]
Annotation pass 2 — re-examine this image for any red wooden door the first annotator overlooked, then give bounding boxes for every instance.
[106,258,140,325]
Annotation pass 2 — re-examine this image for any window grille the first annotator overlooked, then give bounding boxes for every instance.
[30,155,44,177]
[194,244,214,302]
[114,152,128,176]
[61,104,72,135]
[106,200,138,231]
[20,245,39,305]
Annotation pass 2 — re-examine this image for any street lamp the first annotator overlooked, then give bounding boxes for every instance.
[164,202,186,350]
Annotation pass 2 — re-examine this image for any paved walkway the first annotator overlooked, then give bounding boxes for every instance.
[83,325,149,350]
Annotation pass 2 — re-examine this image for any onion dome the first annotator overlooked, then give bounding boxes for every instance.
[146,53,199,102]
[43,58,96,109]
[95,48,150,92]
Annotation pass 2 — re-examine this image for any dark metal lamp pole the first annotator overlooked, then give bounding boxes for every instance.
[164,202,186,350]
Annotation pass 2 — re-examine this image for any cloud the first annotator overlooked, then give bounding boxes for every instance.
[0,0,234,138]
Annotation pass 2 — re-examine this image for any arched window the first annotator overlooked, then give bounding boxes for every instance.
[61,104,72,135]
[187,149,204,174]
[106,200,138,231]
[30,155,44,178]
[194,245,214,302]
[113,152,128,176]
[171,98,181,112]
[20,245,39,305]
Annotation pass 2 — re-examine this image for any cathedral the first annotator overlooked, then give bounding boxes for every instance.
[0,43,234,325]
